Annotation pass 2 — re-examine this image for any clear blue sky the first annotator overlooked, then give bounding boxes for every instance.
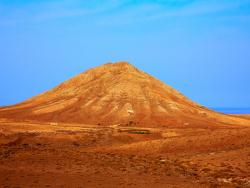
[0,0,250,108]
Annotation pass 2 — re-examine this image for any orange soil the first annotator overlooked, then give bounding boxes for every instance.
[0,62,249,187]
[0,62,249,128]
[0,119,249,188]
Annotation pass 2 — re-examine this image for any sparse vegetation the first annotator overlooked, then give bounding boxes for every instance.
[128,130,150,134]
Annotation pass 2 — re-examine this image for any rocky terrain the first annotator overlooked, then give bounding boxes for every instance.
[0,119,250,187]
[0,62,249,127]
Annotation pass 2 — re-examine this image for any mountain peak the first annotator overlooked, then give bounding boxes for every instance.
[104,61,138,72]
[111,61,132,66]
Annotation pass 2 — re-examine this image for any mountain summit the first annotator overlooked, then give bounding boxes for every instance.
[0,62,249,127]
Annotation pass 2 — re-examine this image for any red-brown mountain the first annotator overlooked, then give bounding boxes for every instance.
[0,62,249,127]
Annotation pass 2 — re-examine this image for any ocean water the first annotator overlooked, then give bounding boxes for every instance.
[211,108,250,114]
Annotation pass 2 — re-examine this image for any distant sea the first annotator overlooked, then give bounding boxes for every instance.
[211,108,250,114]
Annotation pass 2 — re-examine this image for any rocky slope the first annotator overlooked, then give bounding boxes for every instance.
[0,62,249,127]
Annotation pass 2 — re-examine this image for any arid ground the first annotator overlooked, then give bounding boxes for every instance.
[1,62,250,187]
[0,118,250,188]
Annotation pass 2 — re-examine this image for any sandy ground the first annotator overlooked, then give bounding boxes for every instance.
[0,119,250,188]
[234,115,250,120]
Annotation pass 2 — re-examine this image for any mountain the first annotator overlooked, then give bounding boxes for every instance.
[0,62,249,127]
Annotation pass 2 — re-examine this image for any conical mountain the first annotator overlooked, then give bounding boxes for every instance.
[0,62,249,127]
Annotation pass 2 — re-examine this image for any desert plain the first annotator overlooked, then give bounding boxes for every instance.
[0,118,250,188]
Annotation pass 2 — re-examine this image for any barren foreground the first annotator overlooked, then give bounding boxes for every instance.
[0,119,250,188]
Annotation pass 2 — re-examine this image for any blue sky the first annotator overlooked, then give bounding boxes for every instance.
[0,0,250,108]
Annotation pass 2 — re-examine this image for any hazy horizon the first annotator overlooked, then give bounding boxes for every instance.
[1,1,250,108]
